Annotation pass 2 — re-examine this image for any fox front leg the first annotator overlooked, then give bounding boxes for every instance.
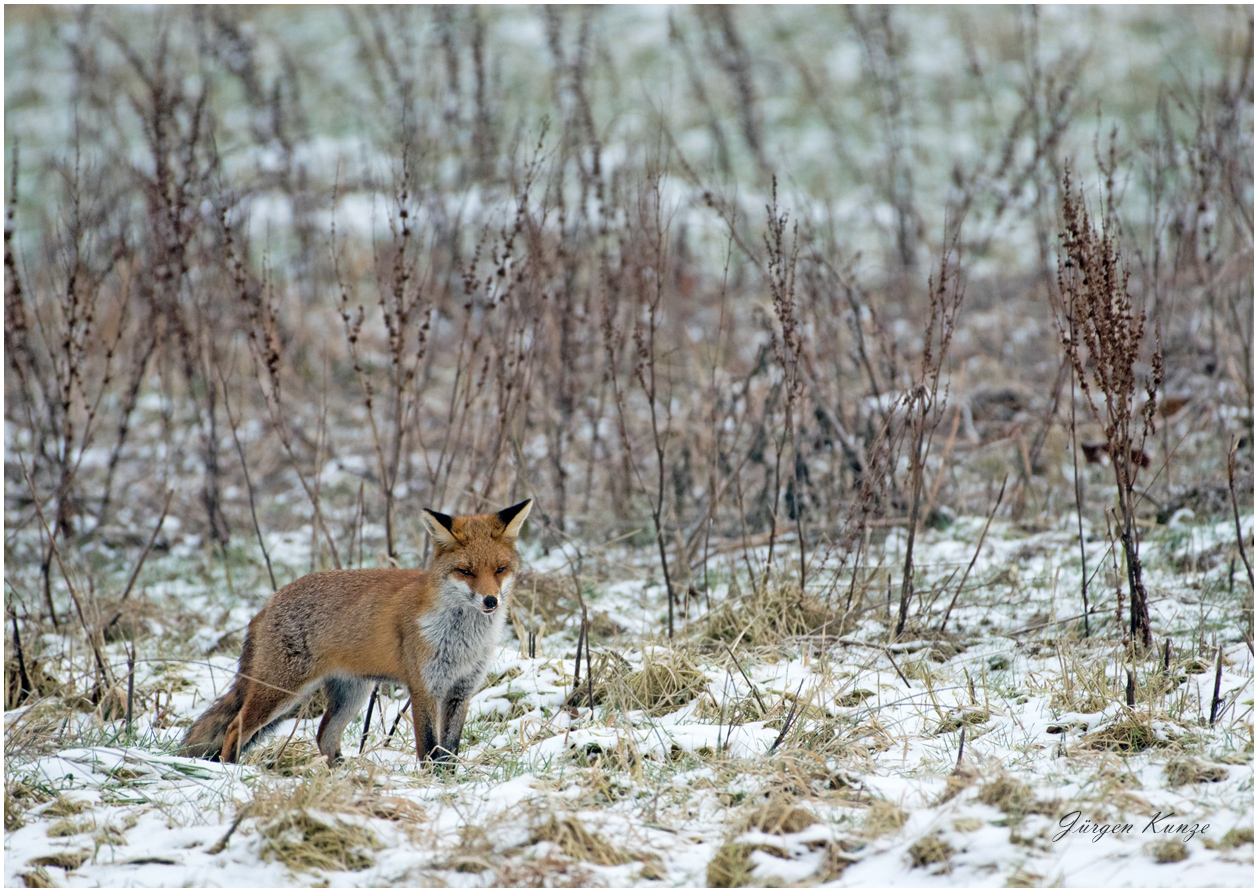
[409,690,441,763]
[439,690,472,759]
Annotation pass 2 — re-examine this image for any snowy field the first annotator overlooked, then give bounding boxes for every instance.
[5,509,1253,887]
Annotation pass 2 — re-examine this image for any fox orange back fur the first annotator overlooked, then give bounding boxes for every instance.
[181,499,532,765]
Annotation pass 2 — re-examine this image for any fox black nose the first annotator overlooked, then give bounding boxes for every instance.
[482,595,499,612]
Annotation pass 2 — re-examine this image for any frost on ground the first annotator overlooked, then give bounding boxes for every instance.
[5,514,1252,888]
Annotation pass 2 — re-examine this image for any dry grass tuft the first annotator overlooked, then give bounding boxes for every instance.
[18,868,55,888]
[494,850,603,887]
[4,700,90,760]
[582,648,708,715]
[42,796,89,818]
[624,651,709,715]
[441,825,495,874]
[529,814,634,866]
[790,709,882,761]
[704,580,841,648]
[908,833,954,868]
[5,656,67,710]
[815,839,859,882]
[27,851,90,870]
[1150,839,1189,863]
[1165,757,1228,786]
[1221,827,1254,848]
[864,799,908,837]
[244,769,407,872]
[5,790,27,831]
[934,708,990,735]
[740,790,820,834]
[1080,715,1171,752]
[706,841,756,888]
[1004,868,1046,887]
[935,774,974,806]
[7,779,54,807]
[245,738,326,775]
[1204,827,1253,850]
[1050,653,1114,714]
[836,688,875,707]
[567,738,641,775]
[368,795,426,824]
[978,776,1033,816]
[257,811,380,873]
[516,570,583,630]
[754,754,863,803]
[46,818,93,838]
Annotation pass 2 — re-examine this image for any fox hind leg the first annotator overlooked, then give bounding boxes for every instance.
[316,675,373,764]
[222,682,300,762]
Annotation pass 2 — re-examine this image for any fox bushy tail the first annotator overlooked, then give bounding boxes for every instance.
[180,633,255,760]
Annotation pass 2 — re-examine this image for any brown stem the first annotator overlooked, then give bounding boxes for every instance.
[217,360,277,591]
[1208,647,1224,726]
[7,605,33,706]
[1228,439,1253,589]
[117,489,173,605]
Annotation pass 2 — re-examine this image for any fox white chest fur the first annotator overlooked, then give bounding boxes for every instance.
[417,575,511,702]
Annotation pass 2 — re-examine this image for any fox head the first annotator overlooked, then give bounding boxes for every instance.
[419,499,532,615]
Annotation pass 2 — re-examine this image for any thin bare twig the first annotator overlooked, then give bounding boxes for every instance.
[1227,438,1253,589]
[768,678,807,752]
[936,475,1006,632]
[117,489,173,605]
[722,642,768,715]
[1208,647,1225,726]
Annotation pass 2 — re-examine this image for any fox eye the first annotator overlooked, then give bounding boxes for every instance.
[496,566,508,575]
[456,568,474,578]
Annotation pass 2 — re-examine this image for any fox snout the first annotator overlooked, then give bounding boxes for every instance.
[481,594,499,613]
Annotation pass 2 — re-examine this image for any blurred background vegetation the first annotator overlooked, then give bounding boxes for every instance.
[4,4,1252,592]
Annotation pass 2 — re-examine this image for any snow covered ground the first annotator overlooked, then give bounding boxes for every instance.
[6,513,1252,887]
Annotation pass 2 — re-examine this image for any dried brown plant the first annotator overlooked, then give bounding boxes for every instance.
[1055,167,1163,649]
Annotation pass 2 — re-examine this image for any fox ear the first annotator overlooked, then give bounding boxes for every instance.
[496,499,533,541]
[420,508,459,549]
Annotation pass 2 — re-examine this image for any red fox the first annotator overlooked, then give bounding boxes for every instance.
[181,499,532,765]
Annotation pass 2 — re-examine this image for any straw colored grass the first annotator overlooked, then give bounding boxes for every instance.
[908,833,954,868]
[864,799,908,837]
[1150,839,1189,863]
[27,851,90,871]
[258,810,380,873]
[977,775,1054,819]
[18,868,55,888]
[706,842,757,888]
[579,648,708,716]
[529,814,635,866]
[42,796,89,818]
[46,818,93,838]
[1204,827,1253,850]
[1165,757,1228,786]
[704,580,841,648]
[740,791,819,835]
[494,850,602,887]
[1080,716,1170,752]
[243,769,411,872]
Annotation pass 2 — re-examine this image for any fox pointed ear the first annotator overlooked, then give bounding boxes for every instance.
[420,508,459,550]
[496,499,533,541]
